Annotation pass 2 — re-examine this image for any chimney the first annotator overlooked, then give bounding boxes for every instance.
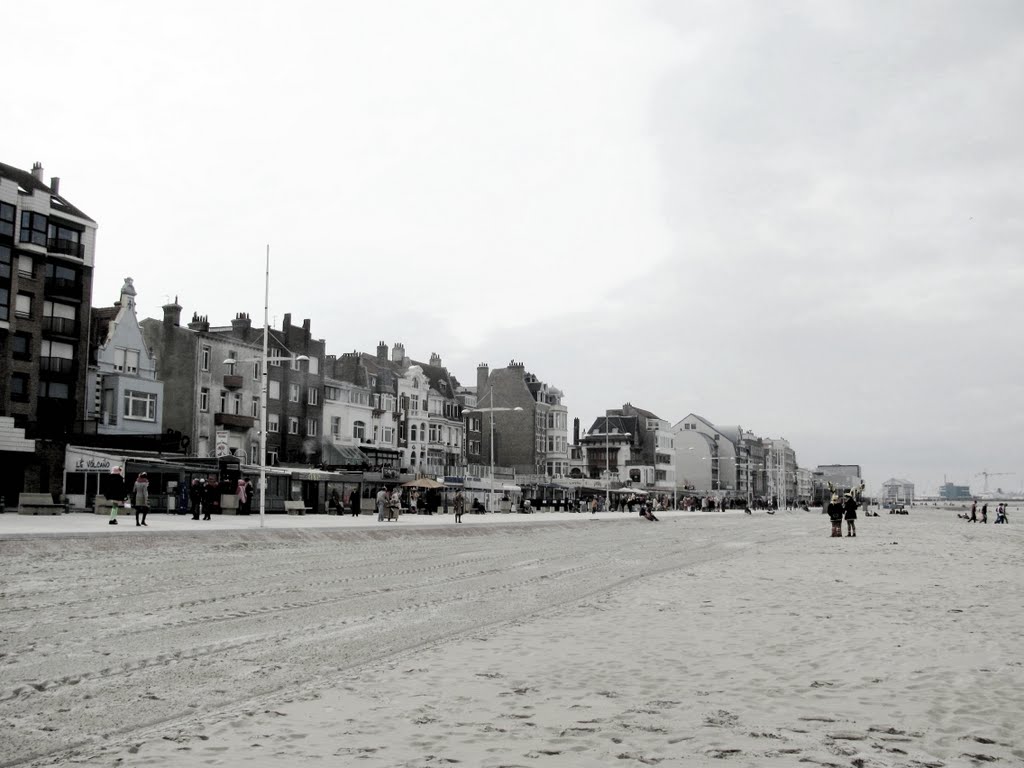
[282,313,292,333]
[31,162,44,182]
[477,363,490,397]
[302,318,311,339]
[429,352,441,367]
[376,341,388,361]
[187,312,210,332]
[231,312,252,335]
[49,177,60,195]
[391,342,404,364]
[573,417,580,445]
[162,296,182,327]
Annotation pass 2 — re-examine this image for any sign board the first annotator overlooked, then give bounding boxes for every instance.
[215,431,230,458]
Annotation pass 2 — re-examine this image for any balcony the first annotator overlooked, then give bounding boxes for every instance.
[41,316,79,337]
[214,412,256,430]
[223,374,243,390]
[44,276,83,300]
[39,356,76,376]
[47,237,84,258]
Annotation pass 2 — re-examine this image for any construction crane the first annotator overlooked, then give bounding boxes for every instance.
[975,470,1014,494]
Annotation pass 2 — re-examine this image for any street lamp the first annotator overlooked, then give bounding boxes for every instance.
[463,386,523,512]
[222,246,308,528]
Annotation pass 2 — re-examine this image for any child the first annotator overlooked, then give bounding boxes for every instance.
[826,494,844,538]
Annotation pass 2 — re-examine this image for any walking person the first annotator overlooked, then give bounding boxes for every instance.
[376,487,387,522]
[826,494,844,537]
[106,466,126,525]
[980,503,988,524]
[350,488,361,517]
[133,472,150,527]
[388,488,402,521]
[202,477,219,520]
[454,490,465,523]
[970,500,978,522]
[843,491,858,537]
[189,478,203,520]
[236,478,248,515]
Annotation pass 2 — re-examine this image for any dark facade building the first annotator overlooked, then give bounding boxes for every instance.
[0,161,96,498]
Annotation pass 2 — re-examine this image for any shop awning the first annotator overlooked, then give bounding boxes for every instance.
[321,442,369,467]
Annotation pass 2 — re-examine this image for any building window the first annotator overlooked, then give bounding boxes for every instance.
[47,222,82,256]
[331,416,340,437]
[325,385,340,401]
[219,390,227,412]
[233,393,242,415]
[269,347,281,366]
[307,387,319,405]
[353,420,366,440]
[251,396,259,418]
[10,372,29,402]
[224,350,237,373]
[15,293,32,319]
[19,211,47,246]
[410,395,419,413]
[12,332,31,360]
[123,390,157,421]
[267,413,279,432]
[289,383,299,402]
[382,426,393,444]
[125,349,140,374]
[0,202,14,237]
[201,345,211,371]
[17,255,33,277]
[253,362,260,380]
[39,380,69,399]
[288,417,299,435]
[306,419,317,436]
[269,380,280,400]
[200,387,209,412]
[410,424,417,442]
[308,356,319,375]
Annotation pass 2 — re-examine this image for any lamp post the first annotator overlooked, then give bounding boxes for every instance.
[463,386,522,512]
[224,246,308,528]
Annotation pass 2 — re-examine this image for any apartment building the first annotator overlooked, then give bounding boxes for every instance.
[0,161,97,496]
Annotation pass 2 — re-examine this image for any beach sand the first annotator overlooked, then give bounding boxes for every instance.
[1,509,1021,767]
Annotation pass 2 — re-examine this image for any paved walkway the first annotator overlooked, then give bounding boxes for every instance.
[0,508,752,537]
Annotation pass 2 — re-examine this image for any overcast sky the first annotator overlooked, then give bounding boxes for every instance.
[5,1,1022,495]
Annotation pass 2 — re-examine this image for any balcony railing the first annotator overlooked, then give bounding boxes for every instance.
[47,238,84,258]
[223,374,243,390]
[39,356,76,375]
[41,316,79,336]
[44,276,83,299]
[214,412,256,430]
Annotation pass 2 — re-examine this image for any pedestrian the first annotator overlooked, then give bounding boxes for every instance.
[994,504,1008,524]
[970,500,978,522]
[133,472,150,527]
[409,490,419,515]
[236,478,248,515]
[243,478,253,515]
[454,490,465,523]
[376,486,387,522]
[388,489,402,521]
[843,491,858,537]
[350,488,361,517]
[189,478,203,520]
[202,477,219,520]
[826,494,844,537]
[980,503,988,524]
[105,466,126,525]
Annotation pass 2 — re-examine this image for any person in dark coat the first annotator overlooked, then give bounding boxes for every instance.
[350,489,361,517]
[133,472,150,527]
[202,477,219,520]
[189,478,204,519]
[843,492,858,537]
[105,467,127,525]
[826,494,844,537]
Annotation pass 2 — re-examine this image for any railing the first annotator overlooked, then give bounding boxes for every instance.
[214,412,256,429]
[47,238,83,258]
[39,356,76,375]
[41,316,79,336]
[223,374,243,389]
[44,276,82,298]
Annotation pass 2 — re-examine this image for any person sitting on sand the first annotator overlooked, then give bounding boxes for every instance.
[827,494,844,538]
[640,504,659,522]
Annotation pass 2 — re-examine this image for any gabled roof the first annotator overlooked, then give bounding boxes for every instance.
[0,162,95,222]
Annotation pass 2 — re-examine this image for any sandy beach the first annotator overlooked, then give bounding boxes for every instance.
[1,508,1021,767]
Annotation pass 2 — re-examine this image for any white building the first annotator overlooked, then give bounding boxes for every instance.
[87,278,164,436]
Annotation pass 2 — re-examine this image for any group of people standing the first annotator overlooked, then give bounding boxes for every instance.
[826,492,859,537]
[104,467,152,527]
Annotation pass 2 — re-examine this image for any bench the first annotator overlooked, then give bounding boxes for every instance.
[283,500,310,516]
[18,493,67,515]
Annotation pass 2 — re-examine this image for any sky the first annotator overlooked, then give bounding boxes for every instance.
[4,1,1022,495]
